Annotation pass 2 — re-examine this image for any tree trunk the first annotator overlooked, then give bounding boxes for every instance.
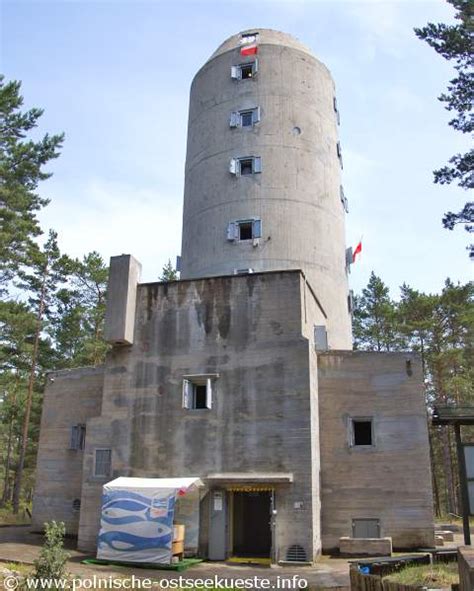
[12,277,46,514]
[428,426,441,517]
[1,417,15,505]
[442,427,456,515]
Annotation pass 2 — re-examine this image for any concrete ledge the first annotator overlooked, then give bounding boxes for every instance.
[339,537,392,557]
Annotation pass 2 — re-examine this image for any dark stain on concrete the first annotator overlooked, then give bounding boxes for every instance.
[133,361,156,388]
[108,366,127,374]
[146,285,160,321]
[195,301,214,334]
[270,321,284,336]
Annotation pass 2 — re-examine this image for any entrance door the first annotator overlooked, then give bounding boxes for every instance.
[209,489,227,560]
[232,491,271,557]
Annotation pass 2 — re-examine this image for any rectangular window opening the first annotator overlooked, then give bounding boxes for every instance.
[70,424,86,451]
[239,159,253,175]
[239,222,253,240]
[94,449,112,478]
[240,111,253,127]
[227,219,262,242]
[183,376,215,410]
[240,64,254,79]
[194,384,207,409]
[352,419,373,446]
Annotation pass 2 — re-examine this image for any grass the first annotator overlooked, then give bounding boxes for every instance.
[0,507,31,526]
[2,562,33,576]
[384,563,459,587]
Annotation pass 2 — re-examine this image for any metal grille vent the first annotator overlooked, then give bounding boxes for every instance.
[286,544,307,562]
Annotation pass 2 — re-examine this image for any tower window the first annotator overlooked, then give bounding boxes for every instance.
[337,141,343,169]
[240,159,253,175]
[239,222,253,240]
[227,219,262,242]
[229,156,262,175]
[229,107,261,129]
[241,111,253,127]
[182,376,217,410]
[340,185,349,213]
[350,418,374,447]
[231,60,258,81]
[241,64,254,79]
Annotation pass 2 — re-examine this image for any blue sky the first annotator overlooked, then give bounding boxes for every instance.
[1,0,471,297]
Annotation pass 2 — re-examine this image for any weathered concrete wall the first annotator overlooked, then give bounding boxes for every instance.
[339,537,392,557]
[458,546,474,591]
[180,29,352,350]
[104,254,142,345]
[79,270,320,560]
[32,367,104,535]
[318,351,434,551]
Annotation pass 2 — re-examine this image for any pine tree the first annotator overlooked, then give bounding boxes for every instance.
[159,259,178,282]
[53,251,109,367]
[414,1,474,257]
[0,300,36,506]
[0,76,64,290]
[353,271,400,351]
[12,231,69,513]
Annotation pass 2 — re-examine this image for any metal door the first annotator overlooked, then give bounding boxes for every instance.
[209,489,227,560]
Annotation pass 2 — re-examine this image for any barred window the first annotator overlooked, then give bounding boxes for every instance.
[94,449,112,477]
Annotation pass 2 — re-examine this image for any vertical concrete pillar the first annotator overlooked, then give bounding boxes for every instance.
[104,255,142,345]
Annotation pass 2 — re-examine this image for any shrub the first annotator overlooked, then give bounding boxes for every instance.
[33,521,70,585]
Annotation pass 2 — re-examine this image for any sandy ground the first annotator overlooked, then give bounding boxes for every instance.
[0,526,350,590]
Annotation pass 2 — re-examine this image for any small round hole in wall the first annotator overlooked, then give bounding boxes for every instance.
[292,126,302,136]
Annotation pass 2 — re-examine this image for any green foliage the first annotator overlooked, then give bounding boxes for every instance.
[384,562,458,587]
[0,76,64,290]
[33,521,69,584]
[414,0,474,257]
[0,78,109,513]
[159,259,178,282]
[353,271,474,516]
[353,271,400,351]
[53,251,109,367]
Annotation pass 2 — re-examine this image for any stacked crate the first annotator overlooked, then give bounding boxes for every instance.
[172,524,185,561]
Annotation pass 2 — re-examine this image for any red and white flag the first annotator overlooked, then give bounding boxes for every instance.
[352,240,362,263]
[241,44,258,56]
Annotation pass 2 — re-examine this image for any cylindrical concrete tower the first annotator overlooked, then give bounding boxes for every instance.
[180,29,352,349]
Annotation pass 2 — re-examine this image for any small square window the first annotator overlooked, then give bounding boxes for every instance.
[239,222,253,240]
[240,64,254,79]
[351,419,373,446]
[240,111,253,127]
[229,156,261,175]
[183,376,215,410]
[239,159,253,175]
[231,61,258,81]
[227,219,262,242]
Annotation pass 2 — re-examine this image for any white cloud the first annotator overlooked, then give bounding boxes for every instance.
[38,178,183,282]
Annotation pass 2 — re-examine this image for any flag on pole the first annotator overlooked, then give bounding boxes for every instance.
[241,44,258,56]
[352,240,362,263]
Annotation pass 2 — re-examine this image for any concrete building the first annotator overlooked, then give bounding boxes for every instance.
[32,29,434,562]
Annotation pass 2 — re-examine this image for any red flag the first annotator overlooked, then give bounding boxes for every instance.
[352,240,362,263]
[241,44,258,56]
